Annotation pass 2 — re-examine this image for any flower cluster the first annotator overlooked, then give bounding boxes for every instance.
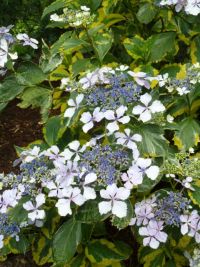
[130,192,197,249]
[159,0,200,15]
[50,6,95,27]
[80,145,130,185]
[156,63,200,95]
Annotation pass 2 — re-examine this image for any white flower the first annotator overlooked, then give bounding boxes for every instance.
[176,86,190,95]
[80,107,104,133]
[45,181,64,198]
[63,140,85,161]
[60,77,70,90]
[104,106,130,134]
[55,187,85,216]
[166,114,174,123]
[0,39,8,67]
[82,172,97,200]
[116,65,129,71]
[50,13,64,22]
[132,93,165,122]
[115,128,142,150]
[0,235,4,249]
[185,0,200,16]
[98,184,130,218]
[64,94,84,118]
[155,73,169,87]
[182,177,195,191]
[0,189,18,213]
[16,33,38,49]
[23,194,45,222]
[128,71,150,89]
[130,158,160,182]
[21,146,42,163]
[139,220,168,249]
[45,145,67,166]
[80,6,90,12]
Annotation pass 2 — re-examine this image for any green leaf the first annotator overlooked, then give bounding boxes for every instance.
[43,115,67,146]
[191,36,200,64]
[16,62,47,86]
[51,32,72,55]
[173,117,200,150]
[135,124,169,157]
[81,223,94,244]
[123,36,146,61]
[102,14,125,27]
[188,180,200,207]
[136,3,157,24]
[76,199,110,223]
[18,86,52,122]
[8,196,29,224]
[148,32,177,63]
[62,38,89,52]
[53,219,82,263]
[32,234,53,266]
[72,58,91,76]
[139,247,165,267]
[0,102,8,112]
[92,31,113,62]
[69,254,87,267]
[9,235,30,254]
[85,239,131,264]
[42,0,67,18]
[0,77,25,102]
[124,32,177,63]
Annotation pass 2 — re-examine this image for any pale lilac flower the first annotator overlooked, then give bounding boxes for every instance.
[139,220,168,249]
[63,140,85,161]
[104,106,130,134]
[55,161,78,187]
[79,67,111,89]
[23,194,45,223]
[80,107,104,133]
[180,210,200,235]
[121,166,143,188]
[128,71,150,89]
[55,187,85,216]
[115,128,142,150]
[131,198,157,226]
[64,94,84,118]
[16,33,38,49]
[132,93,165,122]
[98,183,130,218]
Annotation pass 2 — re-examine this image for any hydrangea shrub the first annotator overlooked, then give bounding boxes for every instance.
[1,0,200,266]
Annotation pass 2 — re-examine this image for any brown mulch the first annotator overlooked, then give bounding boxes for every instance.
[0,100,43,173]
